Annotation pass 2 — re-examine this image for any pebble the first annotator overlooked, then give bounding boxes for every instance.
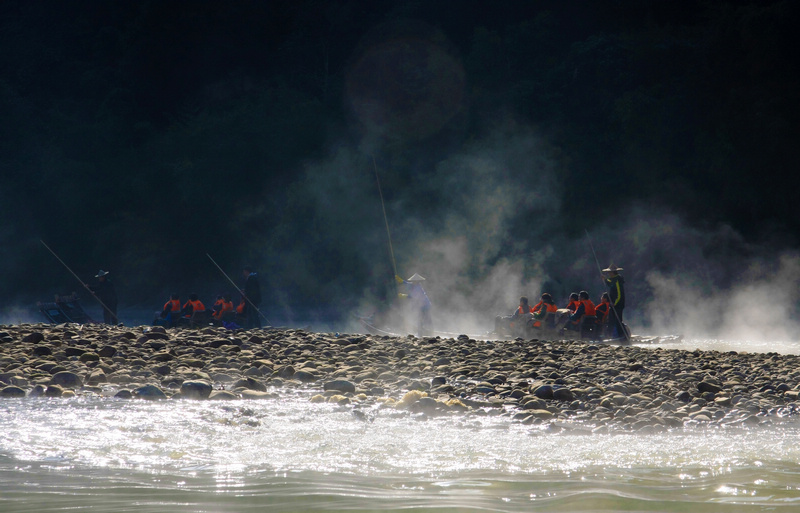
[0,323,798,432]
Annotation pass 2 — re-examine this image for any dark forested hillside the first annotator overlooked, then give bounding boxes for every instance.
[1,0,798,328]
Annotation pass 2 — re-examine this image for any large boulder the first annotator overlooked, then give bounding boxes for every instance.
[49,371,83,389]
[209,390,238,400]
[292,370,317,383]
[553,388,575,402]
[533,384,554,400]
[233,377,267,392]
[323,380,356,394]
[134,384,167,400]
[98,345,117,358]
[697,381,723,394]
[22,332,45,343]
[180,380,212,399]
[0,386,26,398]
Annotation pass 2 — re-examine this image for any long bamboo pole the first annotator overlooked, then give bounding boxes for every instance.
[40,239,120,324]
[584,230,629,342]
[206,253,272,326]
[373,156,398,279]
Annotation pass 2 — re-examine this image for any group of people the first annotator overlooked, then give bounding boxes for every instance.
[83,266,263,330]
[154,266,263,329]
[495,264,627,341]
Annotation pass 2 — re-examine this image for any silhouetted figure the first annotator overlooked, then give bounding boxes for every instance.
[603,264,627,340]
[242,266,262,329]
[397,273,432,337]
[88,270,118,324]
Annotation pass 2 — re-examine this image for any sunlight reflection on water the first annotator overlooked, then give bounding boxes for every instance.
[3,337,800,511]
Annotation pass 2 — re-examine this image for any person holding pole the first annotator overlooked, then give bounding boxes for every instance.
[88,270,118,325]
[242,266,262,329]
[396,273,432,337]
[602,264,626,339]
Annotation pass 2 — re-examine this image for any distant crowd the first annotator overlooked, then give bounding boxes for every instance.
[494,264,628,341]
[153,266,263,330]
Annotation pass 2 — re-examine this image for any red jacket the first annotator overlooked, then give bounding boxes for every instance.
[533,303,558,327]
[595,300,610,323]
[182,300,206,317]
[213,300,234,319]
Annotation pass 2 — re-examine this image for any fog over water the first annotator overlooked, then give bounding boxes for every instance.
[1,4,798,348]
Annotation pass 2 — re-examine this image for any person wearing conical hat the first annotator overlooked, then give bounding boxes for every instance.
[395,273,432,337]
[602,264,627,340]
[87,269,118,324]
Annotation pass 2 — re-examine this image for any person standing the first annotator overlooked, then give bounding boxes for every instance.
[89,270,118,324]
[603,264,627,340]
[242,266,262,329]
[397,273,432,337]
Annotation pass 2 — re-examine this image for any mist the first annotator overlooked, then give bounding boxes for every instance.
[1,1,798,343]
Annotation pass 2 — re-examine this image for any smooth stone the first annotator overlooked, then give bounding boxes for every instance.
[134,384,167,400]
[240,390,276,399]
[533,385,554,400]
[98,346,117,357]
[209,390,239,400]
[527,409,555,420]
[233,377,267,392]
[553,388,575,402]
[22,332,45,343]
[79,352,100,363]
[292,370,317,383]
[323,380,356,394]
[45,385,64,397]
[697,381,723,394]
[0,386,26,398]
[49,371,83,388]
[180,380,212,399]
[87,369,107,385]
[29,384,46,397]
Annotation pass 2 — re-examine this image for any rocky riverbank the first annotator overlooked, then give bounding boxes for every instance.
[1,323,799,433]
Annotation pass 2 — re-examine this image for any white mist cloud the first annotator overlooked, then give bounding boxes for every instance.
[644,232,800,342]
[0,305,40,325]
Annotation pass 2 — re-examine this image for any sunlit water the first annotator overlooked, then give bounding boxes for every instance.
[3,338,800,512]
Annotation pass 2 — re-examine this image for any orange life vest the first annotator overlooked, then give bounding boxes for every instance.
[183,300,206,317]
[236,299,246,314]
[533,303,558,327]
[595,301,610,323]
[213,300,234,319]
[567,300,579,312]
[569,299,596,325]
[510,305,534,328]
[164,299,181,312]
[580,299,596,316]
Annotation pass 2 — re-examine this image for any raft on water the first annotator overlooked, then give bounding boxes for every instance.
[356,314,682,345]
[37,293,97,324]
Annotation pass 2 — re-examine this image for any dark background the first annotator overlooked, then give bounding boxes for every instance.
[1,0,798,331]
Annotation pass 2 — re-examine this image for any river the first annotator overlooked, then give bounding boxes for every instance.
[2,337,800,512]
